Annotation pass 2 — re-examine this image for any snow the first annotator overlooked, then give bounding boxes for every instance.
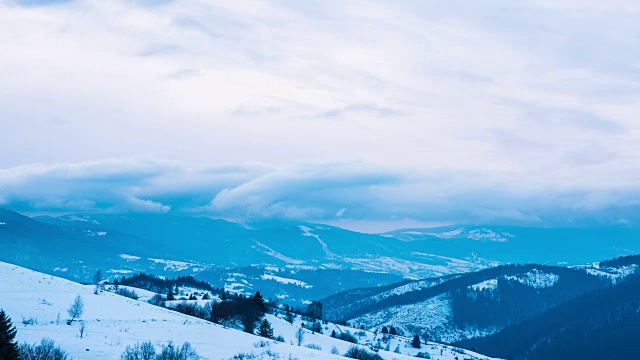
[465,229,513,242]
[118,254,141,261]
[586,264,638,284]
[470,279,498,291]
[351,294,499,346]
[347,256,461,279]
[107,285,159,302]
[260,274,312,288]
[84,230,107,236]
[504,269,559,289]
[425,228,464,238]
[109,269,135,275]
[61,215,100,224]
[362,278,447,306]
[148,258,197,272]
[423,227,513,242]
[269,313,496,360]
[0,261,496,359]
[253,242,305,265]
[298,225,339,259]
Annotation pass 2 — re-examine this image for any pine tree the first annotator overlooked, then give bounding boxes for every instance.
[0,309,20,359]
[253,291,266,313]
[389,326,398,335]
[381,326,388,334]
[411,334,421,348]
[257,318,274,339]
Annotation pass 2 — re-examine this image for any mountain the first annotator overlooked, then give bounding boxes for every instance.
[383,225,640,265]
[0,260,495,360]
[0,209,160,280]
[6,208,640,305]
[322,260,637,343]
[458,256,640,359]
[194,265,404,304]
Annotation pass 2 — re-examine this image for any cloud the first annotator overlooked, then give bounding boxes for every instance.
[1,0,638,173]
[11,0,73,7]
[0,1,639,229]
[319,103,403,118]
[1,159,640,229]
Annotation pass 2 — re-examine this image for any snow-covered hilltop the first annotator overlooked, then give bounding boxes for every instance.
[323,263,639,345]
[0,261,496,360]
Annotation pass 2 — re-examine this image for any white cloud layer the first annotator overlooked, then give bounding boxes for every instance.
[1,159,639,229]
[0,1,639,228]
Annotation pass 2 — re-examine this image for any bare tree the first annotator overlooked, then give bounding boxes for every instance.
[93,270,103,294]
[67,296,84,324]
[78,321,86,338]
[296,327,305,346]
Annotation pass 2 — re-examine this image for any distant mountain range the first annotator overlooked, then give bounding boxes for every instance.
[2,208,640,304]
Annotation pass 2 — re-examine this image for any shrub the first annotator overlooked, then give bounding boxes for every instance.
[336,331,358,344]
[253,340,270,348]
[121,341,156,360]
[343,346,383,360]
[120,341,199,360]
[19,338,69,360]
[305,344,322,350]
[170,302,207,319]
[416,352,431,359]
[156,342,199,360]
[116,288,140,300]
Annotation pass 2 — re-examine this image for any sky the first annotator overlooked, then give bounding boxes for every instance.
[1,0,639,231]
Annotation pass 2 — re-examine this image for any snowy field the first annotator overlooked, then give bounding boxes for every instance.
[0,262,497,359]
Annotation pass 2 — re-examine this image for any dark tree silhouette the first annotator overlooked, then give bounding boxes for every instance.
[257,318,274,339]
[306,300,323,320]
[412,334,421,348]
[0,309,19,360]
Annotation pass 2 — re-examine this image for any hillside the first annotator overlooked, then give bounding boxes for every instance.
[324,262,635,343]
[0,261,496,359]
[458,270,640,359]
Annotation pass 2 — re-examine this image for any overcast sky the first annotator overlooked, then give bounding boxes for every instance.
[1,0,639,231]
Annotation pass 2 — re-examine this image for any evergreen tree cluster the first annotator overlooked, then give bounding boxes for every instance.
[458,272,640,360]
[114,273,220,295]
[599,254,640,268]
[210,291,268,334]
[450,268,609,328]
[380,325,398,335]
[333,264,610,322]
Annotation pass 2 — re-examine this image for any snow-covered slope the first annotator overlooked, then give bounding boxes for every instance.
[327,264,621,344]
[0,262,496,359]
